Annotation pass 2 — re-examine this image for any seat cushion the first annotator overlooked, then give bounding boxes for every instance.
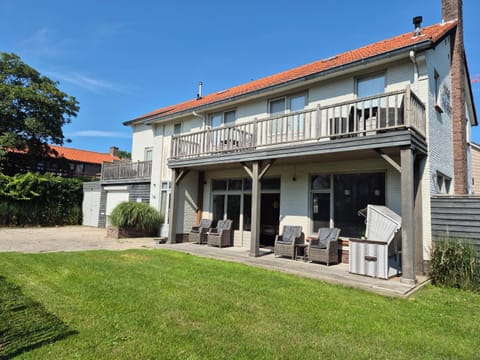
[317,228,337,248]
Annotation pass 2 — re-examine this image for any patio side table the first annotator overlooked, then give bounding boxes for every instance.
[295,243,308,262]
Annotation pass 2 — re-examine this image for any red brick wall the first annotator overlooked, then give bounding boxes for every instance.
[443,0,468,194]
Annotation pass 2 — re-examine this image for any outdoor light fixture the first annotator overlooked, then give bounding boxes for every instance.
[344,189,351,196]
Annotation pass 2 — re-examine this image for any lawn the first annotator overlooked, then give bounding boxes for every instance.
[0,249,479,359]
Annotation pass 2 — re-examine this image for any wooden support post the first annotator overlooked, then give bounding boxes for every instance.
[242,160,275,257]
[196,171,205,224]
[167,168,189,244]
[250,161,261,257]
[400,148,417,284]
[414,156,424,274]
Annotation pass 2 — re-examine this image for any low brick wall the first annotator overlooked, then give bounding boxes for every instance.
[106,226,156,239]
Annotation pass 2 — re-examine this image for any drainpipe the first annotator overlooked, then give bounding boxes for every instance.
[193,110,206,129]
[409,50,418,92]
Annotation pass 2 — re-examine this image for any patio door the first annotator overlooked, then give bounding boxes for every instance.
[333,173,385,237]
[212,193,241,230]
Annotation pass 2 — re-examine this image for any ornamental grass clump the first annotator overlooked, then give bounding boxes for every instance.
[109,202,163,235]
[430,237,480,291]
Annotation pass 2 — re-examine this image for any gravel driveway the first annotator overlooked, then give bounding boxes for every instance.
[0,226,159,253]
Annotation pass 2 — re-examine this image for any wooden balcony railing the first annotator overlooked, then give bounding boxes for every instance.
[101,160,152,181]
[170,86,425,160]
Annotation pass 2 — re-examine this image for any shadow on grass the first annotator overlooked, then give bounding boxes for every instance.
[0,276,77,359]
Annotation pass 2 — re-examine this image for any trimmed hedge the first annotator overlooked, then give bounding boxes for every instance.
[0,173,83,226]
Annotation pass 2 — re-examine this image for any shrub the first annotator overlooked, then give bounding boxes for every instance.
[0,173,82,226]
[109,202,163,233]
[430,237,479,291]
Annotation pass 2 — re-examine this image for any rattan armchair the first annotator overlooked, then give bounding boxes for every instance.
[274,225,303,259]
[207,219,233,248]
[190,219,213,244]
[309,228,341,265]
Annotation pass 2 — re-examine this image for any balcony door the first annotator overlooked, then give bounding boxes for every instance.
[269,93,306,141]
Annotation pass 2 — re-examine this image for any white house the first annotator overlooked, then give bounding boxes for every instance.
[122,0,477,284]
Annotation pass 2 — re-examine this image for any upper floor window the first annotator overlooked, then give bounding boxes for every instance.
[269,93,307,115]
[357,74,385,99]
[173,123,182,135]
[145,147,153,161]
[434,171,451,194]
[209,110,236,128]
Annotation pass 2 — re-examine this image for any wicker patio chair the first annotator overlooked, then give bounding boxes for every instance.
[207,219,233,248]
[190,219,213,244]
[309,227,341,265]
[274,225,303,259]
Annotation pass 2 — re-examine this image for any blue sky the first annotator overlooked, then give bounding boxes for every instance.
[1,0,479,153]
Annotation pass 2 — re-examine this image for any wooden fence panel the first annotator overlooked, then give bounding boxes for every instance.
[431,196,480,254]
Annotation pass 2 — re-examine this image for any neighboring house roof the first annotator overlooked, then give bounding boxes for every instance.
[49,145,120,164]
[126,21,457,125]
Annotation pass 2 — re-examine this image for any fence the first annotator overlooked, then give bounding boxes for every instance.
[431,196,480,255]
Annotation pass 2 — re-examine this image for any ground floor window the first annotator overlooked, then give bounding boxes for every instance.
[211,177,280,233]
[311,172,385,237]
[160,181,171,224]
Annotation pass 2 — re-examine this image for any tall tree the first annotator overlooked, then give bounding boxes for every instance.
[0,52,79,166]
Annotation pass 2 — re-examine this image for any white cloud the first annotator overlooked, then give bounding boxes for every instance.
[46,71,128,94]
[69,130,131,139]
[22,27,66,58]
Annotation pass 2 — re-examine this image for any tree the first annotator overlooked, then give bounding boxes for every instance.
[117,149,131,159]
[0,52,79,166]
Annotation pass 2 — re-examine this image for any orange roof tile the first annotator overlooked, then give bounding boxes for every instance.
[50,145,120,164]
[128,21,456,124]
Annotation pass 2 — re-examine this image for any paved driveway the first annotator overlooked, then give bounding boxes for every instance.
[0,226,158,253]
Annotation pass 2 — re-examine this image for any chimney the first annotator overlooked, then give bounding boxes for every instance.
[197,81,203,100]
[442,0,468,194]
[109,146,119,157]
[413,16,423,36]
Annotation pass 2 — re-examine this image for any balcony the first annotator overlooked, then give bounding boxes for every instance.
[170,87,425,162]
[101,160,152,181]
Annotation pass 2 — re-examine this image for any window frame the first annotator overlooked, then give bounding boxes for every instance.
[173,123,182,135]
[208,109,237,128]
[268,92,308,115]
[145,147,153,161]
[356,72,386,99]
[434,171,451,194]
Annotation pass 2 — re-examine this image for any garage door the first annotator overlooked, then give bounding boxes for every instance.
[82,189,101,227]
[106,189,129,226]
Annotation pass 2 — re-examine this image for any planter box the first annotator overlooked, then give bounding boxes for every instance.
[106,226,156,239]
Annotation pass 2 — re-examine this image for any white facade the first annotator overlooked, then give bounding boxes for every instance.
[125,19,477,280]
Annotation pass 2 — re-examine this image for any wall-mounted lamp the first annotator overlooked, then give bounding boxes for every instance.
[344,189,351,196]
[374,189,381,196]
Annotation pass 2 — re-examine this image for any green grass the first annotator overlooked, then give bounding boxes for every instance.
[0,249,479,359]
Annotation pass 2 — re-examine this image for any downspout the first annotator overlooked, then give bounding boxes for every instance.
[409,50,418,92]
[192,110,206,129]
[192,110,206,226]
